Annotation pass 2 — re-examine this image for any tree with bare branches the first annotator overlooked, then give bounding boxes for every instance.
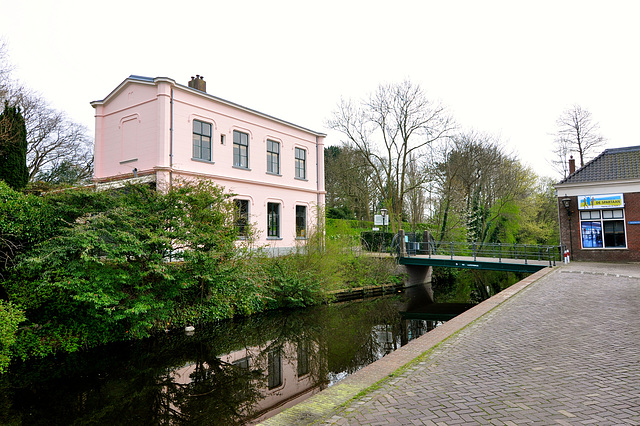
[432,132,536,244]
[327,80,455,231]
[0,41,93,186]
[553,104,606,175]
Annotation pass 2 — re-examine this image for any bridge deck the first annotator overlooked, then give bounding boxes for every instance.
[399,254,554,272]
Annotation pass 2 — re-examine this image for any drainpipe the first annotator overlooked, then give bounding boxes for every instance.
[170,88,174,188]
[316,135,323,250]
[316,136,320,212]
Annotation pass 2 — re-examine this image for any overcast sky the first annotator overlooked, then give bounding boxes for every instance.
[2,0,639,179]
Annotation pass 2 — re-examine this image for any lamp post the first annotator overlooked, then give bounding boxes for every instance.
[380,209,388,251]
[380,209,388,234]
[561,197,573,256]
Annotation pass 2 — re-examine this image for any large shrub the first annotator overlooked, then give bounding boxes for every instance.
[4,181,248,359]
[0,301,25,373]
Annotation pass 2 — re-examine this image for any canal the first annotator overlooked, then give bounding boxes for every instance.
[1,286,473,425]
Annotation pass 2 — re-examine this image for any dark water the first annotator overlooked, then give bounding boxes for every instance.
[0,290,472,425]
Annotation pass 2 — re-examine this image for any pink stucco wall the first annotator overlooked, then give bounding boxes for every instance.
[92,76,326,251]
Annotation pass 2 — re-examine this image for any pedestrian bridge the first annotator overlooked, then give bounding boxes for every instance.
[395,236,561,273]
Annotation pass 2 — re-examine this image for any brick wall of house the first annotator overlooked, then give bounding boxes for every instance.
[558,192,640,262]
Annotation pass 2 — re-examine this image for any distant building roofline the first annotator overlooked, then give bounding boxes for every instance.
[556,145,640,187]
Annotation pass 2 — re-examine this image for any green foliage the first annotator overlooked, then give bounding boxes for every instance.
[0,301,25,373]
[326,217,371,239]
[516,178,560,245]
[360,231,394,252]
[0,102,28,190]
[432,267,526,303]
[260,256,323,309]
[326,206,356,220]
[1,196,404,368]
[4,181,247,360]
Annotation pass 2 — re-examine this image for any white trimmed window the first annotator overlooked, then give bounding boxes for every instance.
[580,209,626,248]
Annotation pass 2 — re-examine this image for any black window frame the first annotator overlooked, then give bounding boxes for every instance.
[267,202,280,238]
[234,199,249,238]
[267,139,280,175]
[296,205,307,238]
[192,120,212,161]
[267,348,282,389]
[297,341,310,377]
[295,147,306,179]
[233,130,249,168]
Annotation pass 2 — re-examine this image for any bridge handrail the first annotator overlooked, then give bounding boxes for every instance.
[398,239,560,267]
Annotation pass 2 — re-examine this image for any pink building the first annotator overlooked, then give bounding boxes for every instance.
[91,75,326,253]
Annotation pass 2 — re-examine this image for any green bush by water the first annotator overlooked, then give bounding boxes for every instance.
[0,183,401,369]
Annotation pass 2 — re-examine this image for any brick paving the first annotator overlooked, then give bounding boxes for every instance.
[263,263,640,425]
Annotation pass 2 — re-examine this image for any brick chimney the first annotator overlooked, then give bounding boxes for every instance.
[568,155,576,175]
[188,75,206,92]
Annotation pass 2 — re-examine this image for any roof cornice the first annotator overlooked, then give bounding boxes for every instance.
[91,75,327,138]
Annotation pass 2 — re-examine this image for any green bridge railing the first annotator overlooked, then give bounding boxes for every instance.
[393,234,562,268]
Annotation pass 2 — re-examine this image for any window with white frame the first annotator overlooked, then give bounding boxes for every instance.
[580,209,626,248]
[295,147,306,179]
[267,140,280,174]
[233,130,249,168]
[192,120,212,161]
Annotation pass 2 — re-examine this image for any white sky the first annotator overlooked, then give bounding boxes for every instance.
[2,0,639,179]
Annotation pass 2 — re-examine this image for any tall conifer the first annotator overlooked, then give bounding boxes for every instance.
[0,101,28,190]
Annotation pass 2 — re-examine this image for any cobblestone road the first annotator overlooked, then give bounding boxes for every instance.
[324,264,640,425]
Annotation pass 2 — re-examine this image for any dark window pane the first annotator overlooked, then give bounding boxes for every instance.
[268,349,282,389]
[268,203,279,237]
[297,341,310,377]
[604,220,626,247]
[193,120,212,160]
[296,205,306,238]
[235,199,249,237]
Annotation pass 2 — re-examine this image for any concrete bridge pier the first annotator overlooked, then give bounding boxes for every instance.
[400,264,435,307]
[396,229,434,307]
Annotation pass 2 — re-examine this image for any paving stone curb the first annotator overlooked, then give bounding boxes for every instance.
[260,267,556,425]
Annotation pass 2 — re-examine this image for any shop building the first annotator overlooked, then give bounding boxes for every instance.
[555,146,640,262]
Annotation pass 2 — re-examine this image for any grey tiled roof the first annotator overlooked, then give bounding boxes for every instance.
[558,146,640,184]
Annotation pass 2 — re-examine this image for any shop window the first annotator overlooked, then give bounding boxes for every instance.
[580,209,626,248]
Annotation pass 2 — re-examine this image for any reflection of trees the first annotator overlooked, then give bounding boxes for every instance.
[2,296,415,425]
[159,358,264,425]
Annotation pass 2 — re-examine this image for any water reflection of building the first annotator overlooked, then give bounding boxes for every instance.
[375,319,442,356]
[168,340,326,424]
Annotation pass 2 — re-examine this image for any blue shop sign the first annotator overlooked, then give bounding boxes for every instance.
[578,194,624,210]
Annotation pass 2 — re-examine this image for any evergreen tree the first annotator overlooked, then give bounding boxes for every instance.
[0,101,28,190]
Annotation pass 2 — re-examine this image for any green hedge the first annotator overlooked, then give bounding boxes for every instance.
[360,231,394,252]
